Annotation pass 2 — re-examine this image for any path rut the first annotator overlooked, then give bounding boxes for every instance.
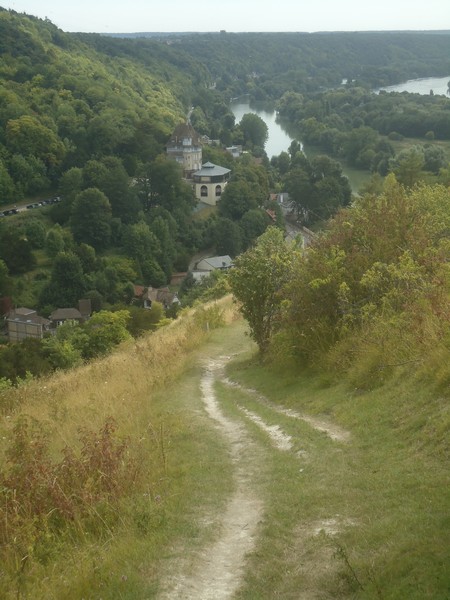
[157,357,263,599]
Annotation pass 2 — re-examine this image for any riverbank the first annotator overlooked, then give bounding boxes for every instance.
[230,75,450,195]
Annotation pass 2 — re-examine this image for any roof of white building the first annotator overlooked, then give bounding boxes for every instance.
[193,162,231,177]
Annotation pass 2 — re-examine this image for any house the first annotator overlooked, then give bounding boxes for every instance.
[133,285,180,310]
[166,121,203,178]
[276,192,295,216]
[49,308,83,328]
[146,287,180,310]
[192,255,234,281]
[192,162,231,206]
[170,272,187,286]
[48,300,92,330]
[226,145,243,158]
[6,307,50,342]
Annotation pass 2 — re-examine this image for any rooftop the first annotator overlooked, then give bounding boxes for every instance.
[193,162,231,178]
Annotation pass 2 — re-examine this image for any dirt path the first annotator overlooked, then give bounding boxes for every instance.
[221,376,350,443]
[158,357,264,599]
[158,350,351,599]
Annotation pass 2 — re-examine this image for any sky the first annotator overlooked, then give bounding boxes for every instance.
[3,0,450,33]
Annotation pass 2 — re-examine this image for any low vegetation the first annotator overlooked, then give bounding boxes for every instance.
[224,346,449,599]
[0,298,237,598]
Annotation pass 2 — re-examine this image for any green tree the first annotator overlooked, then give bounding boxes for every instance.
[70,188,112,250]
[82,310,131,358]
[141,155,195,218]
[0,338,51,382]
[389,147,425,187]
[75,243,97,274]
[46,226,65,258]
[219,180,258,220]
[239,113,268,149]
[240,209,270,250]
[229,227,293,353]
[25,219,46,249]
[8,153,49,196]
[215,217,243,257]
[423,145,447,174]
[122,221,160,261]
[117,303,164,337]
[149,216,176,278]
[5,115,65,167]
[42,324,85,370]
[0,258,13,297]
[54,167,84,223]
[0,229,36,274]
[0,160,16,205]
[40,251,87,308]
[277,151,291,175]
[93,156,141,224]
[141,258,167,287]
[285,165,315,220]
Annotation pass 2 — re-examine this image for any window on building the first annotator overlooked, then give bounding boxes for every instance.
[215,185,222,197]
[201,185,208,197]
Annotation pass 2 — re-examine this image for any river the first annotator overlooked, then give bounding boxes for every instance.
[376,74,450,96]
[230,75,450,191]
[231,75,450,160]
[230,99,297,159]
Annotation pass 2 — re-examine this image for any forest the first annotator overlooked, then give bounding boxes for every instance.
[0,6,450,381]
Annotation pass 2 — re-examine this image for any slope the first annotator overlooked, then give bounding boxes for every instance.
[0,297,448,598]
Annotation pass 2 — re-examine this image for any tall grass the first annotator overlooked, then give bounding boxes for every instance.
[0,298,236,598]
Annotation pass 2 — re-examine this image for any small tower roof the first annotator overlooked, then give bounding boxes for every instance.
[168,122,201,145]
[194,162,231,177]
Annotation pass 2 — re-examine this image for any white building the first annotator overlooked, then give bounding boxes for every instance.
[192,162,231,206]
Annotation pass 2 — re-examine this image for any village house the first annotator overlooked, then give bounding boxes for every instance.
[48,299,92,330]
[192,255,234,281]
[192,162,231,206]
[49,308,83,328]
[225,145,243,158]
[133,285,180,310]
[5,307,50,342]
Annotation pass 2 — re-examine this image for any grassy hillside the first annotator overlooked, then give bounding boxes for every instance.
[225,349,449,599]
[0,298,448,597]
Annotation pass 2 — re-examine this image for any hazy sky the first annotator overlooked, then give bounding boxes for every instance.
[3,0,450,33]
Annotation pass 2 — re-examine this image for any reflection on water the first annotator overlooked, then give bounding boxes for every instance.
[230,99,297,159]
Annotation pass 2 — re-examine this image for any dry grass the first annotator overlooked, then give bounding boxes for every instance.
[0,297,239,598]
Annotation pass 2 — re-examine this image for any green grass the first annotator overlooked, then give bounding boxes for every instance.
[0,302,252,599]
[225,354,450,599]
[1,311,448,598]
